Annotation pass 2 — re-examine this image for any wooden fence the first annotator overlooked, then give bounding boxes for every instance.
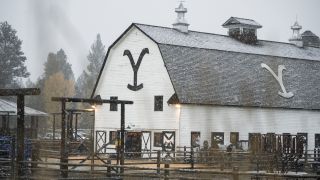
[1,141,320,179]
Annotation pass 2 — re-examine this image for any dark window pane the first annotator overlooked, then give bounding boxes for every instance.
[191,132,200,147]
[154,132,163,147]
[154,96,163,111]
[230,132,239,145]
[110,96,118,111]
[109,131,117,144]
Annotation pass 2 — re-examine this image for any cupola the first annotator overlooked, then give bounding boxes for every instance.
[289,20,303,47]
[222,17,262,44]
[172,2,189,33]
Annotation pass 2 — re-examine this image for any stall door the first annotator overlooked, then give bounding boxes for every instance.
[162,131,175,152]
[141,131,151,158]
[125,132,142,158]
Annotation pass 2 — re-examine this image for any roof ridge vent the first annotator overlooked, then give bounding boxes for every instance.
[172,2,189,33]
[222,17,262,44]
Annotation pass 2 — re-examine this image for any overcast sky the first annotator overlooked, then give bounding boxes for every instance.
[1,0,319,82]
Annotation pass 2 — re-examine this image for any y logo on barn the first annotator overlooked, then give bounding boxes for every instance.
[261,63,294,98]
[123,48,149,91]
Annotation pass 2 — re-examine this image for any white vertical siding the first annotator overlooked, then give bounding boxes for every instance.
[94,26,180,149]
[179,104,320,149]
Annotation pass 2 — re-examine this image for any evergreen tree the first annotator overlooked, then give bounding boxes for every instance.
[76,34,105,98]
[87,34,105,79]
[0,21,29,88]
[44,49,74,81]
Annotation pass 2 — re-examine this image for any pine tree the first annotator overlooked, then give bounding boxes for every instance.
[0,21,29,88]
[44,49,74,81]
[76,34,105,98]
[87,34,105,79]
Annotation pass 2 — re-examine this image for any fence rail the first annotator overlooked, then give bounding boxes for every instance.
[1,138,320,179]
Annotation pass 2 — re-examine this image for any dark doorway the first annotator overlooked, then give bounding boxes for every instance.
[125,132,142,158]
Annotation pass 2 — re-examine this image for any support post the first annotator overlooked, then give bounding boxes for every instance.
[157,150,161,174]
[53,114,56,140]
[60,100,68,178]
[120,103,125,174]
[70,112,73,140]
[191,147,194,169]
[233,166,239,180]
[31,116,36,139]
[75,113,78,141]
[16,94,25,178]
[11,135,15,179]
[164,163,169,180]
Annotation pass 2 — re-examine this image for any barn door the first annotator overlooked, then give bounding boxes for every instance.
[125,132,142,158]
[141,131,151,157]
[162,131,175,152]
[95,130,107,153]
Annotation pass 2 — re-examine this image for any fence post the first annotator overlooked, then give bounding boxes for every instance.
[157,151,161,174]
[107,159,111,177]
[184,146,186,162]
[232,166,239,180]
[11,136,16,179]
[164,163,169,180]
[191,147,194,169]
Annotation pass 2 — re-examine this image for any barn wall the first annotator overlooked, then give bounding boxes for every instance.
[94,26,180,150]
[179,104,320,149]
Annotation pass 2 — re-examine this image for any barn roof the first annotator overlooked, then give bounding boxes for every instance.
[222,17,262,28]
[92,23,320,110]
[135,23,320,61]
[0,98,47,116]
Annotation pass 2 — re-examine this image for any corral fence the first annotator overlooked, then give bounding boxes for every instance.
[1,141,320,179]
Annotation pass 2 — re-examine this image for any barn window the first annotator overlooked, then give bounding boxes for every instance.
[230,132,239,145]
[154,132,163,147]
[191,132,200,147]
[109,131,117,144]
[154,96,163,111]
[110,96,118,111]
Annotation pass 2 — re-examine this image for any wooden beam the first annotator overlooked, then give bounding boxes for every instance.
[51,97,133,104]
[66,109,93,113]
[0,88,40,96]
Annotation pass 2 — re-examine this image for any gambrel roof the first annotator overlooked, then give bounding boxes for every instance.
[92,23,320,110]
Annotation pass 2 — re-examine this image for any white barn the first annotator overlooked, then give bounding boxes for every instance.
[91,3,320,153]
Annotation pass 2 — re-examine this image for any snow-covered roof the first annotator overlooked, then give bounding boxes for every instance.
[0,99,47,116]
[222,17,262,28]
[135,23,320,61]
[302,30,318,37]
[92,23,320,109]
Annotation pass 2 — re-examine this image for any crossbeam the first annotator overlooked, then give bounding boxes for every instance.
[51,97,133,104]
[0,88,40,96]
[65,109,94,113]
